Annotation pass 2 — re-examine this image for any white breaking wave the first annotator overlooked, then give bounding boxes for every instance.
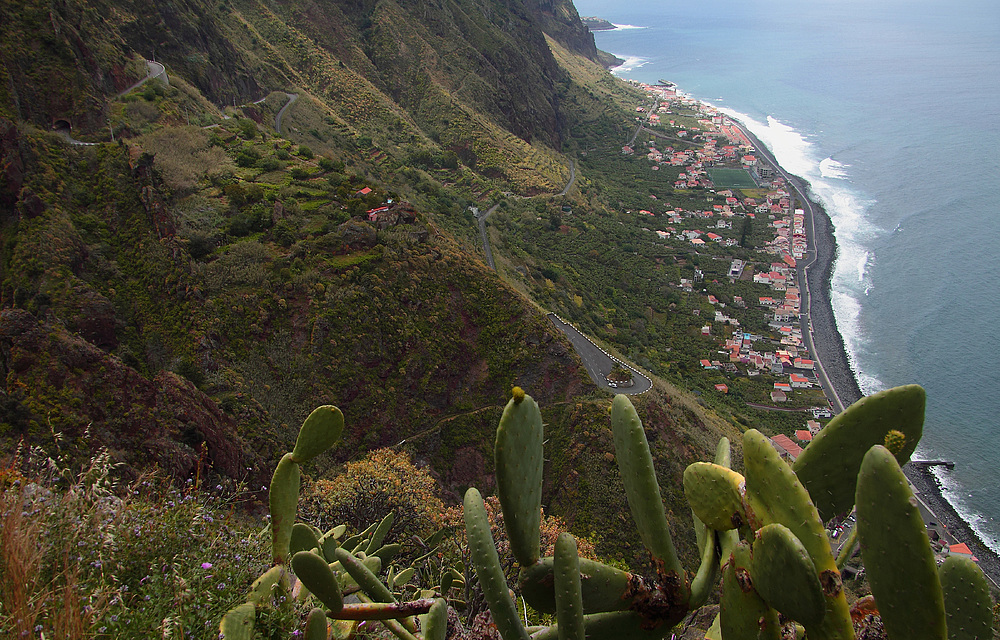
[713,107,885,396]
[932,466,1000,555]
[610,55,648,75]
[611,23,646,30]
[820,157,850,179]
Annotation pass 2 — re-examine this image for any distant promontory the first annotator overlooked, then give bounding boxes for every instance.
[581,16,616,31]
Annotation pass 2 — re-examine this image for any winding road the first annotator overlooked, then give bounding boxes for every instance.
[274,93,298,135]
[476,159,576,271]
[57,60,167,146]
[547,313,651,395]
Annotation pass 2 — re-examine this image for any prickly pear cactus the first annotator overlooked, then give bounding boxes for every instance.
[856,445,946,640]
[792,384,925,521]
[495,387,544,568]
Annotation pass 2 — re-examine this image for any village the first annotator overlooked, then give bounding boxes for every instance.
[615,81,834,441]
[615,80,986,571]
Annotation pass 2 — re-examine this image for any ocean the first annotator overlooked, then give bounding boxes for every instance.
[574,0,1000,551]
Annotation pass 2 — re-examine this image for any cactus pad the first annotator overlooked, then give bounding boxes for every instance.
[219,602,256,640]
[856,445,946,640]
[290,522,321,556]
[939,555,993,640]
[495,390,544,568]
[610,394,685,605]
[304,608,328,640]
[290,405,344,463]
[269,453,301,564]
[464,488,530,640]
[793,384,925,521]
[554,532,585,640]
[683,462,746,531]
[720,542,780,640]
[742,429,853,639]
[420,598,449,640]
[518,556,634,614]
[750,523,825,627]
[292,550,344,613]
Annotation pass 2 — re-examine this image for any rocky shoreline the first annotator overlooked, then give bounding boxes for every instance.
[734,119,1000,590]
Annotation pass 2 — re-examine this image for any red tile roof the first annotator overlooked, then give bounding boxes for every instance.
[770,434,803,459]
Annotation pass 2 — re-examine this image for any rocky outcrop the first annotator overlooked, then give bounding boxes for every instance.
[0,308,246,479]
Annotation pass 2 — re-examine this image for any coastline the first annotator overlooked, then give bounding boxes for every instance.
[727,116,1000,589]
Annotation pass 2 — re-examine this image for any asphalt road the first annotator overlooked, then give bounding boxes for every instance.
[477,203,500,269]
[476,159,574,271]
[274,93,298,134]
[547,313,651,395]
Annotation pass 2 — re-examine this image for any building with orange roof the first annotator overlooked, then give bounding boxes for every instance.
[948,543,978,562]
[770,434,803,460]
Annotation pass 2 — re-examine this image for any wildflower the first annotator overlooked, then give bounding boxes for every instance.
[217,582,226,590]
[201,562,213,569]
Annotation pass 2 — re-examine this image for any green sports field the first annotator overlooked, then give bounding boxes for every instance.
[707,168,757,188]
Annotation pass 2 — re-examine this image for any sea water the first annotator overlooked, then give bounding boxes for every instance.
[574,0,1000,550]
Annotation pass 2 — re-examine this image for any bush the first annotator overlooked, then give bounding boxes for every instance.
[257,156,282,172]
[301,449,444,546]
[238,119,257,140]
[296,145,314,159]
[235,147,261,168]
[273,220,297,248]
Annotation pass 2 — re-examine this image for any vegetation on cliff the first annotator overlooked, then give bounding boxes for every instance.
[0,1,785,636]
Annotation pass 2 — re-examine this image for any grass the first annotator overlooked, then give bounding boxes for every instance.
[707,167,758,189]
[0,445,288,639]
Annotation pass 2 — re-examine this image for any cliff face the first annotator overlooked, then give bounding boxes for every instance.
[525,0,602,62]
[0,0,605,150]
[0,104,597,482]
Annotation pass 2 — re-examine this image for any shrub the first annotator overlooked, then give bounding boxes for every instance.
[301,449,444,546]
[238,119,257,140]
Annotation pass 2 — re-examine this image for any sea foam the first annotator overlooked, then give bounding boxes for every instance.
[820,157,850,179]
[714,107,883,396]
[932,465,1000,554]
[610,55,648,75]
